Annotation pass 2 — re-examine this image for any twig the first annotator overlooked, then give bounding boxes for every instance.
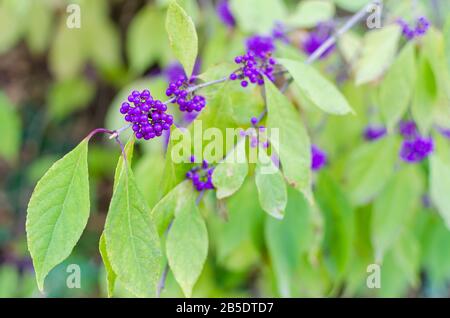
[306,0,381,65]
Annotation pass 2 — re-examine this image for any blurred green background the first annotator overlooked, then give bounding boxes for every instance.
[1,0,450,298]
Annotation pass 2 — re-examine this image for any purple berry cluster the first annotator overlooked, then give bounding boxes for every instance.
[398,17,430,40]
[121,89,173,140]
[303,23,335,59]
[364,125,387,141]
[186,157,215,192]
[398,121,434,163]
[229,35,277,87]
[311,145,327,171]
[272,22,289,43]
[166,76,206,113]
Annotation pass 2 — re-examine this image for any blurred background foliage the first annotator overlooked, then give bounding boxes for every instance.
[0,0,450,298]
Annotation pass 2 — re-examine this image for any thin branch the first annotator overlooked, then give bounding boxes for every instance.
[306,0,381,65]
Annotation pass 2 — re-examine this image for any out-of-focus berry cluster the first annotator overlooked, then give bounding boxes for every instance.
[166,76,206,113]
[399,121,434,163]
[120,89,173,140]
[302,23,335,59]
[311,145,327,171]
[230,35,277,87]
[186,157,215,192]
[398,17,430,40]
[364,125,387,141]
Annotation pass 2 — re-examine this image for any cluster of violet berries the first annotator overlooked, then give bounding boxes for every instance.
[166,76,206,113]
[186,156,215,192]
[303,23,335,59]
[229,35,277,87]
[362,121,434,163]
[120,90,173,140]
[399,121,434,163]
[397,16,430,40]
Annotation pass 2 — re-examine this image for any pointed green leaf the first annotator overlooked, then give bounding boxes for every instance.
[265,187,314,297]
[279,58,354,115]
[265,80,312,199]
[127,5,168,74]
[316,172,354,278]
[99,233,117,298]
[98,139,134,298]
[166,1,198,76]
[371,167,422,261]
[379,43,416,131]
[26,139,90,291]
[160,126,191,197]
[151,180,196,236]
[430,155,450,229]
[412,55,438,134]
[104,165,162,298]
[355,25,401,85]
[212,138,248,199]
[166,199,208,298]
[255,147,287,219]
[113,139,135,190]
[346,136,398,205]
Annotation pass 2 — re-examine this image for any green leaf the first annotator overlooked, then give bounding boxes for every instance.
[211,180,263,270]
[346,136,398,205]
[355,25,401,85]
[99,233,116,298]
[0,92,21,163]
[229,0,286,34]
[316,172,354,278]
[113,139,135,191]
[26,140,90,291]
[160,126,192,197]
[279,58,354,115]
[25,0,53,55]
[412,55,438,134]
[287,0,335,28]
[98,139,134,298]
[212,138,248,199]
[151,180,196,236]
[104,164,162,297]
[255,147,287,219]
[165,1,198,76]
[127,6,169,74]
[49,20,85,80]
[0,0,25,54]
[264,188,314,297]
[430,155,450,229]
[445,14,450,75]
[48,78,95,121]
[371,167,422,261]
[379,43,416,131]
[166,199,208,298]
[265,80,312,200]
